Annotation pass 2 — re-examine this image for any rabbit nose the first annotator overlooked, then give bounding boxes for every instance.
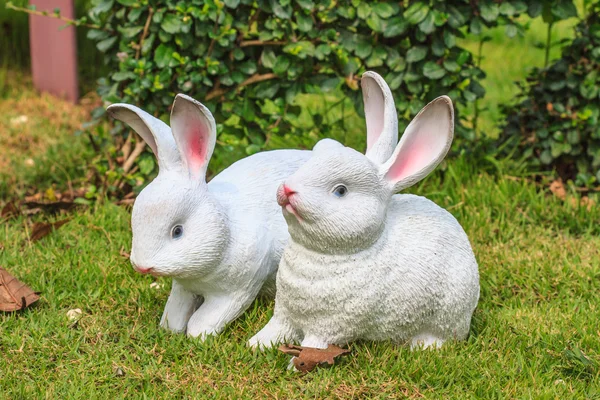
[283,185,296,197]
[131,258,154,274]
[277,184,296,206]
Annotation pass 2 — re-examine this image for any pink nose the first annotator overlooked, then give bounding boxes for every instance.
[283,185,296,197]
[277,184,296,206]
[131,261,153,274]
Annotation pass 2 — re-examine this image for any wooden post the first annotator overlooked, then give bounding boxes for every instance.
[29,0,79,103]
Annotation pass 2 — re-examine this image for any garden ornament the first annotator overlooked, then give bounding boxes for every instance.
[106,94,315,338]
[249,71,480,351]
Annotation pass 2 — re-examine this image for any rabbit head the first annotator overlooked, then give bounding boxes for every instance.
[277,72,454,254]
[107,94,229,278]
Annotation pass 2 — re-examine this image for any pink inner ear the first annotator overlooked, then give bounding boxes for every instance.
[185,125,208,173]
[386,136,433,182]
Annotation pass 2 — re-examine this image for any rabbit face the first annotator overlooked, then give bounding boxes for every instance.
[130,172,228,278]
[107,94,225,278]
[279,141,388,254]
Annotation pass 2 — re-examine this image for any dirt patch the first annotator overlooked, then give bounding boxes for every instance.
[0,73,99,175]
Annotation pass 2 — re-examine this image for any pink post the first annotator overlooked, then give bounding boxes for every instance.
[29,0,79,103]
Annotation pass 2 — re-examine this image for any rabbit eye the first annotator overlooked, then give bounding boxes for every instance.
[171,225,184,239]
[332,185,348,198]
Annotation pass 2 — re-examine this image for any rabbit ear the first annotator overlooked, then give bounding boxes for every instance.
[170,94,216,180]
[381,96,454,193]
[107,103,180,170]
[362,71,398,164]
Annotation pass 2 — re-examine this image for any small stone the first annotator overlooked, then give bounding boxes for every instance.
[66,308,82,321]
[10,115,28,126]
[114,367,125,377]
[24,158,35,167]
[150,282,163,289]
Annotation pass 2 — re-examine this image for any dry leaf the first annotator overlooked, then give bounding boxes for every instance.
[279,344,351,373]
[24,201,77,214]
[1,201,19,219]
[0,267,41,312]
[29,219,71,242]
[549,179,566,200]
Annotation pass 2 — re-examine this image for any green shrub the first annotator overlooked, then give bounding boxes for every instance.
[499,2,600,188]
[82,0,544,176]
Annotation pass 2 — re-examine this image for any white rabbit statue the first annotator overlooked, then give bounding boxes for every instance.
[106,94,316,338]
[249,71,480,351]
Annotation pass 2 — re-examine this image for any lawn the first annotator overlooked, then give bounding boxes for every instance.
[1,15,600,399]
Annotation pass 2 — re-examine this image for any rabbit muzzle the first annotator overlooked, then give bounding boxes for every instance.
[131,260,163,277]
[277,184,303,222]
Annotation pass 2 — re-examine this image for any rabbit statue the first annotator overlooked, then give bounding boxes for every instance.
[106,94,316,338]
[249,71,480,351]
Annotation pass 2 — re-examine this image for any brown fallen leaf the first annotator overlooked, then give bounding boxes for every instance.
[1,201,19,219]
[28,219,71,243]
[0,267,41,312]
[24,201,77,214]
[549,179,567,200]
[279,344,351,373]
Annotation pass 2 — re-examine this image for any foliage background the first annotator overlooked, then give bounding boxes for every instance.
[500,2,600,187]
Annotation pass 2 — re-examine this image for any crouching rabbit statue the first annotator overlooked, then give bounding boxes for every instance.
[249,72,480,351]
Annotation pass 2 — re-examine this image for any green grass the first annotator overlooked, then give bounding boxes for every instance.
[2,9,600,397]
[1,156,599,398]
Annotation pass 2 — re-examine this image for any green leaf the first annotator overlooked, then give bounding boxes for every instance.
[383,16,408,37]
[444,31,456,48]
[154,44,174,68]
[161,14,181,34]
[261,50,277,69]
[528,1,543,17]
[457,51,470,65]
[118,26,143,39]
[505,24,518,38]
[366,47,387,67]
[239,60,257,75]
[372,2,395,18]
[112,71,136,81]
[404,2,430,25]
[470,17,483,35]
[224,0,240,8]
[366,13,384,32]
[273,56,291,75]
[296,13,313,32]
[418,12,435,34]
[551,0,578,19]
[138,155,155,175]
[479,2,499,22]
[87,29,109,41]
[499,2,516,16]
[406,46,428,63]
[271,0,292,19]
[296,0,314,9]
[443,60,460,72]
[283,41,315,59]
[96,36,117,52]
[354,38,373,58]
[92,0,114,14]
[447,5,467,28]
[357,3,371,19]
[423,61,446,79]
